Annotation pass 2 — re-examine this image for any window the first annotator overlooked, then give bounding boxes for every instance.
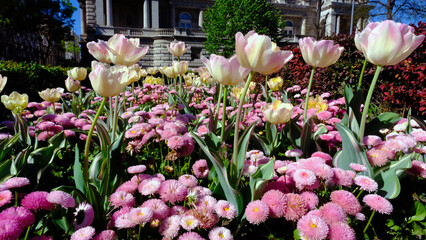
[284,20,294,36]
[179,13,192,29]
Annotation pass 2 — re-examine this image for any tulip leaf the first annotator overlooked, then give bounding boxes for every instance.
[411,116,426,131]
[87,114,111,152]
[300,118,315,157]
[191,132,243,215]
[286,116,302,147]
[365,112,401,137]
[237,121,257,179]
[252,133,271,157]
[0,133,20,161]
[73,144,86,194]
[333,123,373,177]
[249,158,275,201]
[374,153,414,199]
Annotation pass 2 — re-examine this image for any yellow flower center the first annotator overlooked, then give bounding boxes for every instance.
[310,222,317,228]
[254,207,258,212]
[139,212,144,216]
[219,233,224,238]
[224,207,230,211]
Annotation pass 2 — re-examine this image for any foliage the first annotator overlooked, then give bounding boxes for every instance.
[203,0,284,57]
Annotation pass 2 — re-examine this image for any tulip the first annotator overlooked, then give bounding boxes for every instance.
[39,88,63,103]
[235,31,293,75]
[163,66,178,79]
[67,67,87,81]
[139,69,148,78]
[201,54,250,86]
[147,67,157,75]
[355,20,424,66]
[87,40,111,64]
[168,41,191,58]
[172,61,189,76]
[1,91,29,113]
[106,34,149,66]
[299,37,344,68]
[89,61,127,97]
[122,67,140,86]
[262,100,294,125]
[0,74,7,93]
[267,76,284,91]
[65,77,81,92]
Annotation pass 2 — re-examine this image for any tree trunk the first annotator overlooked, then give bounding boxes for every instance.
[387,0,394,20]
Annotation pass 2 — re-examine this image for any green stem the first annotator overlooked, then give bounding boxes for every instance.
[220,86,228,141]
[232,72,253,184]
[357,59,368,90]
[137,225,142,240]
[84,96,107,183]
[303,67,316,124]
[356,189,364,199]
[363,210,376,233]
[15,190,18,207]
[131,82,135,107]
[122,88,127,112]
[358,65,382,141]
[24,226,30,240]
[179,75,183,96]
[112,96,119,143]
[264,75,268,93]
[215,84,224,116]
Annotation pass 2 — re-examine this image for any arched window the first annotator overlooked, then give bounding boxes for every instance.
[179,13,192,29]
[283,20,294,36]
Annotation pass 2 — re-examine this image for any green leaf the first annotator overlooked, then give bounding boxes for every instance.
[249,158,275,201]
[73,144,86,194]
[333,123,373,177]
[408,201,426,223]
[236,122,257,181]
[191,132,243,215]
[300,118,315,157]
[252,133,271,157]
[374,153,414,199]
[365,112,401,137]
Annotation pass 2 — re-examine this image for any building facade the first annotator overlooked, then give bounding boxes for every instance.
[78,0,368,68]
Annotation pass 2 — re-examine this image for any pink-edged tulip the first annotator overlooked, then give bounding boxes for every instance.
[106,34,149,66]
[89,61,127,97]
[201,54,250,86]
[0,74,7,93]
[172,61,189,76]
[168,41,191,57]
[261,100,294,124]
[1,91,28,113]
[39,88,63,103]
[65,77,81,92]
[67,67,87,81]
[355,20,425,66]
[299,37,344,68]
[235,31,293,74]
[87,40,111,64]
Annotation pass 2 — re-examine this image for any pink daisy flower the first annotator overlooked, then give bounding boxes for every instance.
[127,165,146,174]
[74,203,94,230]
[284,193,308,221]
[209,226,233,240]
[297,214,329,240]
[363,194,393,215]
[196,195,217,211]
[293,169,317,190]
[0,190,12,208]
[138,177,162,195]
[214,200,237,220]
[46,190,75,208]
[0,206,35,227]
[116,180,138,194]
[0,220,22,240]
[109,191,135,208]
[330,190,361,216]
[178,174,198,188]
[180,214,200,231]
[21,191,55,211]
[319,202,347,224]
[349,163,367,172]
[261,190,287,218]
[177,232,205,240]
[411,129,426,142]
[70,226,96,240]
[3,177,30,189]
[354,176,378,192]
[141,199,170,220]
[115,212,136,229]
[300,191,319,210]
[245,200,269,225]
[93,230,117,240]
[158,180,188,204]
[159,215,181,239]
[328,223,356,240]
[128,207,153,225]
[30,235,53,240]
[331,168,354,187]
[285,149,303,158]
[362,135,382,147]
[366,148,390,167]
[170,205,187,215]
[311,151,333,164]
[192,159,209,178]
[317,111,332,121]
[356,212,366,221]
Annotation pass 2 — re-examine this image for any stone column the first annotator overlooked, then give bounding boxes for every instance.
[143,0,150,28]
[80,7,86,35]
[171,6,176,28]
[152,0,159,28]
[106,0,113,26]
[198,10,204,28]
[301,17,306,35]
[336,15,340,34]
[95,0,105,25]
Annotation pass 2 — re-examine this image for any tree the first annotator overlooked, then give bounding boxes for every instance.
[369,0,426,22]
[203,0,284,58]
[0,0,76,64]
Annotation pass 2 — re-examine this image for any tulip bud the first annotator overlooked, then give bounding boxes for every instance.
[1,91,29,113]
[261,100,294,124]
[172,61,189,76]
[106,34,149,66]
[267,77,283,91]
[89,61,127,97]
[163,66,177,78]
[39,88,63,103]
[0,74,7,93]
[147,67,157,75]
[201,54,250,86]
[67,67,87,81]
[87,40,111,63]
[167,41,191,57]
[299,37,344,68]
[65,77,81,92]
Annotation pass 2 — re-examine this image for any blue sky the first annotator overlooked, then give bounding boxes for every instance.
[71,0,81,36]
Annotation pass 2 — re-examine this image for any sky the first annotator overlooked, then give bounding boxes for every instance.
[71,0,81,36]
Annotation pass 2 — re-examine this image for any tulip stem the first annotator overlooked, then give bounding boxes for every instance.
[215,84,223,117]
[220,86,228,141]
[359,65,382,141]
[179,75,183,96]
[232,72,253,185]
[264,75,268,93]
[357,59,368,90]
[303,68,316,124]
[112,96,119,143]
[84,96,107,183]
